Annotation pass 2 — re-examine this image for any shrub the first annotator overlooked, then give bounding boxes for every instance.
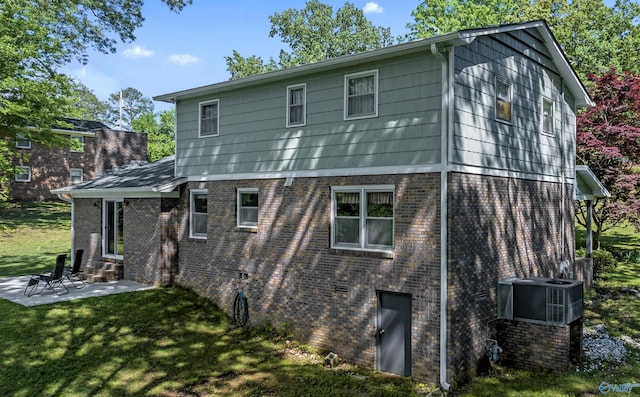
[591,249,617,280]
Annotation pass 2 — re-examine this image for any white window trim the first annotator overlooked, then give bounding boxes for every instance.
[344,69,379,120]
[70,168,83,184]
[495,76,512,124]
[198,99,220,138]
[237,187,259,228]
[541,96,555,136]
[331,184,394,253]
[70,135,85,153]
[286,83,307,128]
[190,189,208,239]
[15,166,31,182]
[16,136,31,149]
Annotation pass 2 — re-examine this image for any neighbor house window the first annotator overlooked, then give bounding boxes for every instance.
[190,189,208,238]
[15,166,31,182]
[16,135,31,149]
[542,97,554,135]
[70,168,83,184]
[332,185,394,251]
[199,100,219,137]
[345,70,378,120]
[287,83,306,127]
[70,136,85,152]
[495,77,512,122]
[237,188,258,228]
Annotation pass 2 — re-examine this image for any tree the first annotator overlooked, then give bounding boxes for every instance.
[102,87,154,130]
[69,81,108,122]
[575,69,640,248]
[225,1,394,79]
[0,0,191,201]
[407,0,640,80]
[131,110,176,161]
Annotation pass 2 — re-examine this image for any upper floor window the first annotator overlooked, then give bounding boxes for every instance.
[15,166,31,182]
[199,100,219,137]
[16,135,31,149]
[331,185,394,252]
[345,70,378,120]
[190,189,208,239]
[287,84,306,127]
[542,97,554,135]
[237,188,258,228]
[495,77,512,123]
[70,136,85,152]
[70,168,83,184]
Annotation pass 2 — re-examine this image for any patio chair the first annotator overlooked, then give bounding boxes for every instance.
[64,249,85,288]
[24,254,69,297]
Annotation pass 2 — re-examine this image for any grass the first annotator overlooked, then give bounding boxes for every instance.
[1,202,639,396]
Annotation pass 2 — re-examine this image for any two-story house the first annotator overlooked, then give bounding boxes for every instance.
[10,118,148,201]
[55,21,595,387]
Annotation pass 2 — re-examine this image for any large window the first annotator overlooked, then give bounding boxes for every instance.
[15,166,31,182]
[70,136,85,152]
[344,70,378,120]
[190,189,208,238]
[70,168,83,184]
[332,186,394,251]
[287,84,306,127]
[199,100,219,137]
[16,135,31,149]
[542,97,554,135]
[495,77,512,122]
[237,188,258,228]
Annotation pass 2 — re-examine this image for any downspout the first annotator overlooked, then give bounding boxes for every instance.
[57,193,75,262]
[560,79,566,262]
[431,43,451,392]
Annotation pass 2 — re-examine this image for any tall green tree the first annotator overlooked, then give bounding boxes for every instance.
[69,81,108,123]
[102,87,154,130]
[0,0,191,200]
[131,110,176,161]
[408,0,640,80]
[225,1,394,79]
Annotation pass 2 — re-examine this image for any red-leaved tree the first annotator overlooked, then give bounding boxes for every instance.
[576,69,640,249]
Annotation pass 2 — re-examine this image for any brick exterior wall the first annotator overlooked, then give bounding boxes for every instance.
[175,174,443,381]
[9,128,147,201]
[496,319,582,371]
[446,172,576,386]
[74,198,103,268]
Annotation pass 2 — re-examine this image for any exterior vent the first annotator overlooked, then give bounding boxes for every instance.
[498,277,583,326]
[334,284,349,294]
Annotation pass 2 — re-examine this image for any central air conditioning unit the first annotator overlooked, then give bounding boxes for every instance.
[498,277,584,326]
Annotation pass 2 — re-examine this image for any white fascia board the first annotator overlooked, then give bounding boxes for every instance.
[51,187,180,199]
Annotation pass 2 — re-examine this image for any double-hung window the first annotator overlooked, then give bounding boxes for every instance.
[332,185,394,251]
[190,189,208,239]
[16,135,31,149]
[345,70,378,120]
[495,76,512,122]
[237,188,258,228]
[70,168,83,184]
[287,84,306,127]
[70,136,85,152]
[15,166,31,182]
[542,97,554,135]
[199,100,219,137]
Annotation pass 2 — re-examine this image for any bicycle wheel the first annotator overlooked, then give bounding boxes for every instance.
[232,291,249,326]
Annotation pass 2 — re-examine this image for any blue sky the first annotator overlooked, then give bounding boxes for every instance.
[66,1,418,113]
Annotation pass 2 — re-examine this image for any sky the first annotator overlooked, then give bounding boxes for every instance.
[65,1,418,113]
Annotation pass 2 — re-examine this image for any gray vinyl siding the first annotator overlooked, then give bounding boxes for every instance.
[452,31,577,177]
[175,53,443,177]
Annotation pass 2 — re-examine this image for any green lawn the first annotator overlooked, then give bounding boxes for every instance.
[1,202,639,396]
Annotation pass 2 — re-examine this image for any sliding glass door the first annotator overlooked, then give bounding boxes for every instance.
[103,199,124,258]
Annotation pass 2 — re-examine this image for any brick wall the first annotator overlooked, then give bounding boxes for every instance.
[446,173,576,385]
[94,129,148,175]
[74,198,103,268]
[175,174,443,381]
[496,319,582,371]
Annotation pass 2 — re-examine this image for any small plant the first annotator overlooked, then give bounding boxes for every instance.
[591,249,617,280]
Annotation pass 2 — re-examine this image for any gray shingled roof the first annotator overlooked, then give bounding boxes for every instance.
[58,118,109,132]
[52,156,184,196]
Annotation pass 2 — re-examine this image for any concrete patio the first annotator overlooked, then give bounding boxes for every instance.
[0,275,156,307]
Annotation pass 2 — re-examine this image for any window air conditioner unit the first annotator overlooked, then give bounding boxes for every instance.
[497,277,583,326]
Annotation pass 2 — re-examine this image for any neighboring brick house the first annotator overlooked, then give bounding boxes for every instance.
[10,118,148,201]
[55,21,604,389]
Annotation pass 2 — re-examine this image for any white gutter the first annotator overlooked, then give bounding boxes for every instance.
[431,42,451,393]
[56,193,75,264]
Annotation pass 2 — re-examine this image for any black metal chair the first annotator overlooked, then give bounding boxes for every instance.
[64,249,85,288]
[24,254,69,296]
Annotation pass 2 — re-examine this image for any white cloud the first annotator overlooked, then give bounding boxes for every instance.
[363,2,383,14]
[122,45,154,59]
[168,53,201,66]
